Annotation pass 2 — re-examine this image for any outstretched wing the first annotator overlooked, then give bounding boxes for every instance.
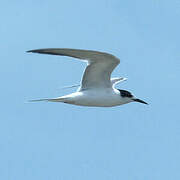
[111,77,127,87]
[58,77,127,90]
[27,48,120,89]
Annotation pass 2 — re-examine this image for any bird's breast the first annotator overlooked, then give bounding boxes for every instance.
[67,88,123,107]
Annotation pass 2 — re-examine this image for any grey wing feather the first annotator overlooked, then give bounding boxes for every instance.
[27,48,119,62]
[27,48,120,89]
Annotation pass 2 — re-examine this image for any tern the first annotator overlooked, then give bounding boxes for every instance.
[27,48,148,107]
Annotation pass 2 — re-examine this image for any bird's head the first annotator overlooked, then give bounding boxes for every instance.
[118,89,148,105]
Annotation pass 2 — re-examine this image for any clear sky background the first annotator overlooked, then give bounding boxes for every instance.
[0,0,180,179]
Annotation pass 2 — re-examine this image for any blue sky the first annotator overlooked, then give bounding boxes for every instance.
[0,0,180,179]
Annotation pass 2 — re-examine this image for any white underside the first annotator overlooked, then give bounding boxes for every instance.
[49,88,131,107]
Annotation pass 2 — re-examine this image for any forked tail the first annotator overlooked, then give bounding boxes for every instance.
[29,97,66,102]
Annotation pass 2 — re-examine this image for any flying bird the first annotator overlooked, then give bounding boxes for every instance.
[27,48,148,107]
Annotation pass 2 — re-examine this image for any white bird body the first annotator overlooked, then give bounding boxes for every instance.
[28,48,147,107]
[43,88,130,107]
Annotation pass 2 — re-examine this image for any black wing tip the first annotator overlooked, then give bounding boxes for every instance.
[26,48,59,55]
[26,48,65,56]
[26,49,41,53]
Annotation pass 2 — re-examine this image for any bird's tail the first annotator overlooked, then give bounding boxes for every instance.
[29,97,66,102]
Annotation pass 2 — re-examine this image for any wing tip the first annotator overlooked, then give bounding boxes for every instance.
[26,48,60,55]
[26,49,41,53]
[28,99,49,102]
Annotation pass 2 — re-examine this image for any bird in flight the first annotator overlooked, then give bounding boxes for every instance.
[27,48,148,107]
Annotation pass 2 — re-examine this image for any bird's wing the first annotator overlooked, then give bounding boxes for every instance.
[111,77,127,87]
[27,48,120,89]
[60,84,80,89]
[59,77,127,90]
